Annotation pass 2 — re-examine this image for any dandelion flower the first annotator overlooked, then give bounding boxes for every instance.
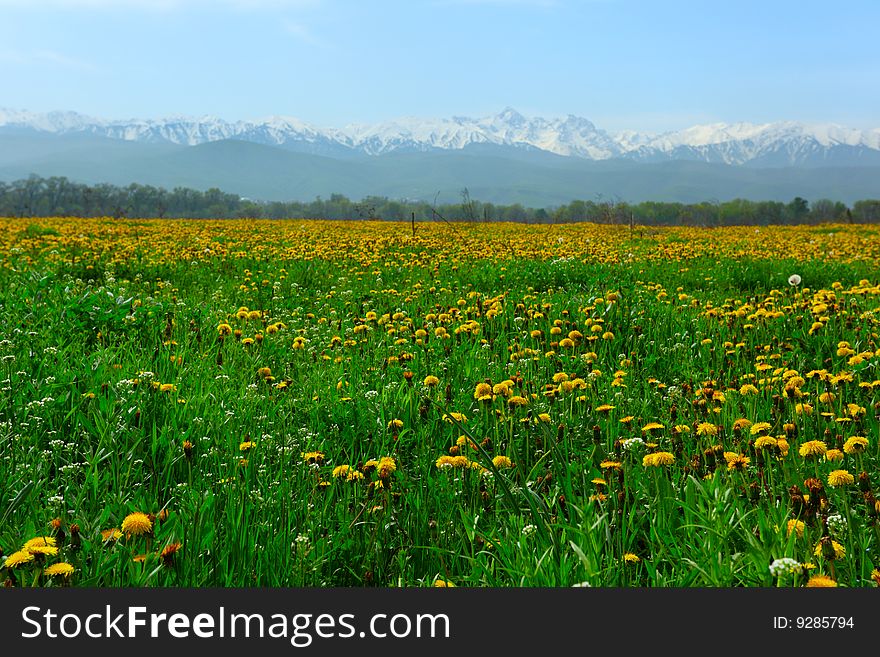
[473,382,493,401]
[435,455,470,469]
[814,539,846,560]
[4,550,35,568]
[377,456,397,479]
[44,562,75,577]
[101,528,123,542]
[641,422,664,433]
[788,274,802,286]
[160,542,182,566]
[301,451,325,464]
[643,452,674,467]
[786,519,805,538]
[696,422,718,436]
[492,456,514,469]
[121,512,153,537]
[827,470,854,487]
[805,575,837,587]
[754,436,778,450]
[799,440,827,458]
[824,449,844,462]
[726,454,751,471]
[332,465,353,479]
[749,422,772,435]
[843,436,868,454]
[23,537,56,550]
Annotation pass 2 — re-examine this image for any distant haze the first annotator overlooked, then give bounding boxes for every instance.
[2,108,880,205]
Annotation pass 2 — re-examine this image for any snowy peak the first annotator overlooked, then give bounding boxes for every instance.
[1,107,878,166]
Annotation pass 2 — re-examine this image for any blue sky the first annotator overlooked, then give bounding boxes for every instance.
[1,0,877,132]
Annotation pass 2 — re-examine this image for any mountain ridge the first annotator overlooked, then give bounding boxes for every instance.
[2,133,879,206]
[3,107,879,167]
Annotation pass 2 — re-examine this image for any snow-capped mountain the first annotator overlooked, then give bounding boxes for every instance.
[2,107,879,166]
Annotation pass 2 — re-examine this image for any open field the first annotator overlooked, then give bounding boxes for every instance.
[1,218,879,587]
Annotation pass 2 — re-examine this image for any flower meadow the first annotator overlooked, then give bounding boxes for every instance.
[1,217,880,588]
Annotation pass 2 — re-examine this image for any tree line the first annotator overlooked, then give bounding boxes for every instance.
[1,175,879,225]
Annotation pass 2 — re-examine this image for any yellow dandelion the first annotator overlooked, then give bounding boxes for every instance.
[827,470,854,487]
[4,550,35,568]
[786,519,805,538]
[44,562,75,577]
[436,455,471,469]
[473,382,493,401]
[696,422,718,436]
[805,575,838,588]
[23,537,56,550]
[749,422,771,435]
[301,451,325,464]
[121,512,153,536]
[332,465,353,479]
[824,449,844,462]
[377,456,397,479]
[754,436,778,450]
[101,528,123,542]
[643,452,674,467]
[843,436,868,454]
[814,539,846,560]
[799,440,827,457]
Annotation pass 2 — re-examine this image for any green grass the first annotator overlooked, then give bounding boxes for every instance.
[1,232,879,588]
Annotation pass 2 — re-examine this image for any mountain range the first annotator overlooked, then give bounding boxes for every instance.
[2,107,879,205]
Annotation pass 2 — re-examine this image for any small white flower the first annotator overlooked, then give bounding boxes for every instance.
[827,513,847,537]
[769,557,801,577]
[522,524,537,537]
[788,274,802,286]
[621,437,645,452]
